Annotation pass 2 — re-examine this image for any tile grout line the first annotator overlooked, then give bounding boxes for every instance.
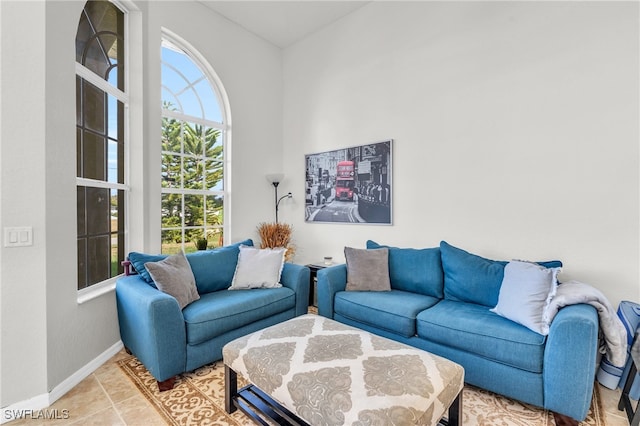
[94,371,128,425]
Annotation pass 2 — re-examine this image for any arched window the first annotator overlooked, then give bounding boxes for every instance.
[75,0,127,290]
[160,35,228,253]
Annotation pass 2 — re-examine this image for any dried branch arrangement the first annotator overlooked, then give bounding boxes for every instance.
[257,222,295,261]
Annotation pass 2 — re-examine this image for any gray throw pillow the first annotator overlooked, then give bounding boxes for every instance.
[145,251,200,309]
[344,246,391,291]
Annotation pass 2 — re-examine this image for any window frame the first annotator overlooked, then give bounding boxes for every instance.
[160,30,231,254]
[76,0,131,302]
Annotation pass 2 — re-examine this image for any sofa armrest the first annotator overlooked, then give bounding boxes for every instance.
[317,264,347,318]
[543,303,599,421]
[115,275,187,382]
[281,263,310,316]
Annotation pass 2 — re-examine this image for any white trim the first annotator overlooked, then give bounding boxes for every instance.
[1,341,124,424]
[77,278,117,304]
[0,394,49,424]
[76,177,129,191]
[75,63,128,104]
[48,341,124,403]
[162,108,226,130]
[160,188,224,196]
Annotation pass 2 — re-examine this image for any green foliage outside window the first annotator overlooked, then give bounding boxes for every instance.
[161,106,224,253]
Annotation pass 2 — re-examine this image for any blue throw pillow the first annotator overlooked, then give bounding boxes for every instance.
[127,239,253,290]
[367,240,444,298]
[128,252,167,284]
[440,241,562,307]
[187,239,253,293]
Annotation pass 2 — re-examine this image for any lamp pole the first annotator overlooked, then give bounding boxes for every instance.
[272,181,280,223]
[267,174,291,223]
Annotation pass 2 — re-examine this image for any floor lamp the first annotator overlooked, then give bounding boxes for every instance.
[266,173,292,223]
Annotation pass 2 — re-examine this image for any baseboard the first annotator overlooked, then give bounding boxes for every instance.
[1,393,50,425]
[48,340,124,403]
[1,341,124,424]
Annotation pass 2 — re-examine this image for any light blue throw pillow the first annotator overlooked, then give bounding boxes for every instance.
[366,240,443,298]
[440,241,562,307]
[491,260,561,335]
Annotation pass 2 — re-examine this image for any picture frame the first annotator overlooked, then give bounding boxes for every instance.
[304,140,392,224]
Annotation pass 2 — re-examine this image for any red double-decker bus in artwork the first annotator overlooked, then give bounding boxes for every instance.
[335,160,355,201]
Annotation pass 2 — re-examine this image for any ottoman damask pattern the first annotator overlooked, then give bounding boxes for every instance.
[223,314,464,425]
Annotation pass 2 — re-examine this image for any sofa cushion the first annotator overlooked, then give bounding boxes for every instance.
[188,244,246,294]
[417,300,547,373]
[367,240,443,298]
[440,241,562,307]
[128,239,254,292]
[182,287,295,345]
[491,260,561,335]
[344,246,391,291]
[229,245,285,290]
[334,290,440,338]
[144,251,200,309]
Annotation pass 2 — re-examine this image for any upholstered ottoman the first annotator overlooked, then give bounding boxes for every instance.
[223,314,464,425]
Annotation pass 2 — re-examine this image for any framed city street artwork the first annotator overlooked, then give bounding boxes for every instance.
[304,140,392,224]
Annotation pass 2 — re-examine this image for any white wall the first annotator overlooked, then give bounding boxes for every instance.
[1,0,282,409]
[0,0,48,407]
[283,1,639,308]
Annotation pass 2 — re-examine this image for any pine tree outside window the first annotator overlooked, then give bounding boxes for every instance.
[161,36,227,253]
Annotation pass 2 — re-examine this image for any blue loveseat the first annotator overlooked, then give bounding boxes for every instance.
[116,240,310,390]
[317,240,599,422]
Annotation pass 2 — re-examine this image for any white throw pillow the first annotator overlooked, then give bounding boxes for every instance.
[490,260,561,335]
[229,245,285,290]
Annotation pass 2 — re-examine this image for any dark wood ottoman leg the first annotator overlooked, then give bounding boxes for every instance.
[225,364,238,414]
[447,391,462,426]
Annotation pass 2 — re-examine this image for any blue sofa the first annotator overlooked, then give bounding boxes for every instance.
[317,240,599,422]
[116,240,310,390]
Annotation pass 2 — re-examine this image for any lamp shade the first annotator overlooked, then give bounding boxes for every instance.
[266,173,284,184]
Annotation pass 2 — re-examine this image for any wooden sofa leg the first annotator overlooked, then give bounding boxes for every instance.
[552,412,578,426]
[157,377,176,391]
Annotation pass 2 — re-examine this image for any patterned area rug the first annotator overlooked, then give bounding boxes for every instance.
[119,355,605,425]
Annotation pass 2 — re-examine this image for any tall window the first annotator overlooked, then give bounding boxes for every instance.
[161,37,226,254]
[75,0,127,290]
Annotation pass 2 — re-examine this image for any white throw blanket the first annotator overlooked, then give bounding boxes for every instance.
[542,280,628,367]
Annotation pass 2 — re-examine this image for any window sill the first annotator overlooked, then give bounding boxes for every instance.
[77,277,119,304]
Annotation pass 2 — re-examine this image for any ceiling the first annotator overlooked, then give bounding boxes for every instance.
[198,1,369,48]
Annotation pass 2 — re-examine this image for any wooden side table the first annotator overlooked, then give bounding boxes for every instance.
[305,263,328,307]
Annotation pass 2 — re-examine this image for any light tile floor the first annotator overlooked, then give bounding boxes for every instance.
[6,349,636,425]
